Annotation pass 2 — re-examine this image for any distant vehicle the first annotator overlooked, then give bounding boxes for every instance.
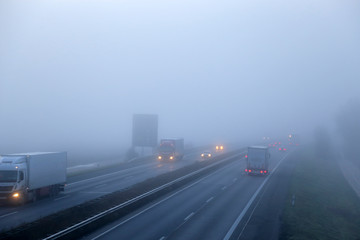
[215,145,224,151]
[245,146,270,175]
[201,151,212,159]
[157,138,184,161]
[0,152,67,205]
[279,147,287,152]
[288,133,300,146]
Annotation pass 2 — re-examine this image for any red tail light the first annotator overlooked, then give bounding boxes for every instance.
[264,170,267,173]
[245,155,248,158]
[260,170,263,173]
[279,148,282,150]
[284,148,287,151]
[245,169,248,172]
[249,169,252,172]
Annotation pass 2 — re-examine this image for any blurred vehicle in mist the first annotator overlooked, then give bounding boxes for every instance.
[157,138,184,161]
[245,146,270,176]
[201,151,212,159]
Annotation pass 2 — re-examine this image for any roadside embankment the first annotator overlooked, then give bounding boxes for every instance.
[280,146,360,240]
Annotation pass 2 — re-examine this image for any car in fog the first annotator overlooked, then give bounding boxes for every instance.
[201,151,212,159]
[215,145,224,151]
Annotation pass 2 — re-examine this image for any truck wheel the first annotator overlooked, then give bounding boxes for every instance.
[50,186,59,197]
[32,192,37,202]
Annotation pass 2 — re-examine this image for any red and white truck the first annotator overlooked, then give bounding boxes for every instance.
[157,138,184,161]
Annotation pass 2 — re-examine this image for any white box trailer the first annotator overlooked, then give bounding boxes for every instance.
[245,146,270,175]
[0,152,67,204]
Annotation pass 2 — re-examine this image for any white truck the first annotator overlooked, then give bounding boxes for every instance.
[0,152,67,204]
[157,138,184,161]
[245,146,270,175]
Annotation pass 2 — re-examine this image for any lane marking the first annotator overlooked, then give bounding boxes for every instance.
[233,178,237,182]
[184,212,194,221]
[206,197,214,203]
[0,211,17,219]
[68,151,199,187]
[222,186,227,190]
[67,163,156,186]
[80,192,111,194]
[159,237,166,240]
[90,155,245,240]
[223,153,290,240]
[54,195,70,201]
[94,184,107,189]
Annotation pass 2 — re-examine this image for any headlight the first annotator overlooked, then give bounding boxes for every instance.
[12,192,20,198]
[170,156,174,160]
[208,154,211,157]
[201,154,204,157]
[158,156,162,160]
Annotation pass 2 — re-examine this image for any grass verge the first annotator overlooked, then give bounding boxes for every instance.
[280,147,360,240]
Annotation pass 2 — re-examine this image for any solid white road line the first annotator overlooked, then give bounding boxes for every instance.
[90,156,245,240]
[94,184,107,189]
[67,163,156,186]
[184,212,194,222]
[206,197,214,203]
[54,195,70,201]
[80,192,111,194]
[0,211,17,219]
[223,153,290,240]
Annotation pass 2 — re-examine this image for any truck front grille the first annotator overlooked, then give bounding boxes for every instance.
[0,186,13,192]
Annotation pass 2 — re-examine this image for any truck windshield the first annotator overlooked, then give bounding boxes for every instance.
[159,145,174,153]
[0,171,18,183]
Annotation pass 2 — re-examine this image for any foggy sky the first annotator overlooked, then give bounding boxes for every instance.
[1,0,359,157]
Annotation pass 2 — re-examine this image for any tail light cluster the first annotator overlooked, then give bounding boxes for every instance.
[245,169,267,174]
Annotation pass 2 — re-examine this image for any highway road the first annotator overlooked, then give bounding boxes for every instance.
[83,147,295,240]
[0,148,223,232]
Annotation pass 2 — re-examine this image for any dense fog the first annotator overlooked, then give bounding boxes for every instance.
[1,0,359,164]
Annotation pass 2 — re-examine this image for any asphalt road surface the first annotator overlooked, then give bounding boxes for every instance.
[83,147,296,240]
[0,148,220,232]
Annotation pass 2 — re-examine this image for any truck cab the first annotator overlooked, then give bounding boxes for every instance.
[0,156,29,204]
[157,138,184,161]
